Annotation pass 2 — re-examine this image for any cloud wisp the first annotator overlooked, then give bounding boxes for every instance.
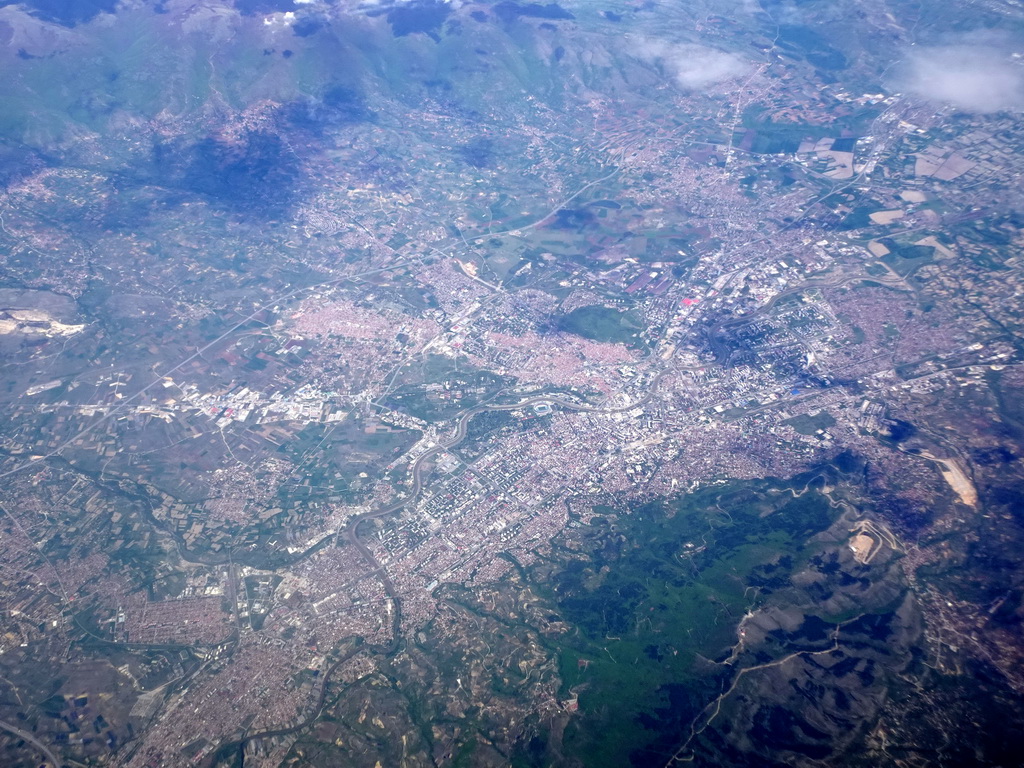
[900,45,1024,113]
[633,38,748,90]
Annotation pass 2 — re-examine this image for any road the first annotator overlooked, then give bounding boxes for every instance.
[0,718,63,767]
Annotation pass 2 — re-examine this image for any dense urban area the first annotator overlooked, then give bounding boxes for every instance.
[1,0,1024,766]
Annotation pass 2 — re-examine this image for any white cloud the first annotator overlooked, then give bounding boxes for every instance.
[633,38,748,90]
[900,45,1024,113]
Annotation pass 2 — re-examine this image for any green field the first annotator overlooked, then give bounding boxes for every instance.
[557,305,644,346]
[530,472,843,767]
[783,410,837,435]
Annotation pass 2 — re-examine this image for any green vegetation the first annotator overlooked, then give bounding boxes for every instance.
[739,122,828,154]
[783,410,837,435]
[557,305,643,346]
[837,205,877,230]
[532,473,842,767]
[385,355,510,420]
[881,241,936,277]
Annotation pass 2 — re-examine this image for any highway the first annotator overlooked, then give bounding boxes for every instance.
[0,718,63,767]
